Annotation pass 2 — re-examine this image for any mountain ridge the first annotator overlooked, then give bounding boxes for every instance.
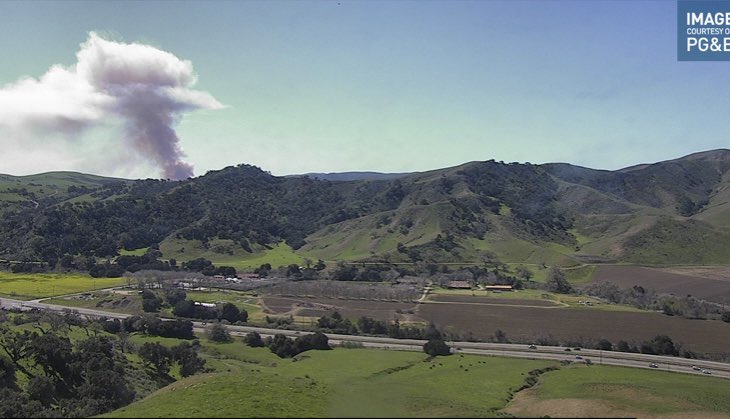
[1,149,729,268]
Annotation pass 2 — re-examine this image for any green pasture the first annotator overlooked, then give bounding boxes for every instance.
[160,238,304,271]
[104,343,556,418]
[103,339,730,419]
[0,272,127,300]
[119,247,150,256]
[532,364,730,415]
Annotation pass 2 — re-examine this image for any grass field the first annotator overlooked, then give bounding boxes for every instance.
[102,337,730,418]
[160,238,304,271]
[507,364,730,418]
[428,287,642,312]
[0,272,128,300]
[104,344,557,418]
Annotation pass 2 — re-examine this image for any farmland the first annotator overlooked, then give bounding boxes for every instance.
[0,272,128,300]
[417,301,730,354]
[257,287,730,355]
[591,265,730,304]
[261,295,418,323]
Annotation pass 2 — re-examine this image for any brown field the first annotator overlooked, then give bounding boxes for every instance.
[429,294,559,307]
[262,293,730,354]
[417,301,730,354]
[261,296,418,322]
[591,265,730,304]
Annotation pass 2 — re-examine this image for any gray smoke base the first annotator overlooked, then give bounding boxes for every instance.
[0,32,223,179]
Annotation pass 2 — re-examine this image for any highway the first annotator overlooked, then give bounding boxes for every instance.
[2,295,728,379]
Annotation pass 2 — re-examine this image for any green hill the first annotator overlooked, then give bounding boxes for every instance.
[1,149,729,268]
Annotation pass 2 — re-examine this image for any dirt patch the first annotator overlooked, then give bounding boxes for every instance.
[591,265,730,304]
[505,389,633,418]
[261,296,418,321]
[505,389,727,419]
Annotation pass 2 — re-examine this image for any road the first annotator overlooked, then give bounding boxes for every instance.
[2,295,728,379]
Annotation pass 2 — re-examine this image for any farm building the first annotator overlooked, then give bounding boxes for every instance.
[484,285,513,291]
[446,280,472,289]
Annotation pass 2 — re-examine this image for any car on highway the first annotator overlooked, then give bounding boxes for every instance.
[575,355,583,360]
[702,369,712,375]
[528,344,537,349]
[692,365,701,371]
[649,363,658,368]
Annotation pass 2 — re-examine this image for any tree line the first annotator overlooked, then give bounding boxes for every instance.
[0,310,206,418]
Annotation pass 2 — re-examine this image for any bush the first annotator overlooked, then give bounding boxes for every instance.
[423,338,451,356]
[243,331,265,347]
[206,322,231,343]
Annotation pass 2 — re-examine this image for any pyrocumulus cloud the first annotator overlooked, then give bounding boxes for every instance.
[0,32,223,179]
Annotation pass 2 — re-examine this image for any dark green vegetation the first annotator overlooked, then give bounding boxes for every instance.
[0,310,206,418]
[1,149,729,269]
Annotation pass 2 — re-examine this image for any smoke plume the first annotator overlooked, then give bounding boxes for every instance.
[0,32,223,179]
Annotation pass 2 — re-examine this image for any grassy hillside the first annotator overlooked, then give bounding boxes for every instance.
[620,217,730,264]
[159,237,304,270]
[103,342,730,418]
[507,364,730,418]
[2,149,730,268]
[104,343,555,418]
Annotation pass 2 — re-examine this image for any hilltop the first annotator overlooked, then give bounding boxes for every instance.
[1,149,729,268]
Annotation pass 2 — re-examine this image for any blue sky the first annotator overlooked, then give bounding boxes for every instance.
[0,0,728,178]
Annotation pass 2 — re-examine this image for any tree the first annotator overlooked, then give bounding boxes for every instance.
[722,311,730,323]
[165,288,187,307]
[0,328,36,377]
[206,322,231,343]
[29,332,74,381]
[244,331,265,348]
[171,342,206,377]
[77,369,135,412]
[0,356,17,388]
[546,267,573,294]
[219,303,244,323]
[423,338,451,356]
[268,333,296,358]
[141,290,161,312]
[138,342,172,375]
[494,329,509,343]
[27,375,55,406]
[597,339,613,351]
[516,265,533,281]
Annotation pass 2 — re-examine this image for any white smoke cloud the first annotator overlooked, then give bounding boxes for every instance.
[0,32,223,179]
